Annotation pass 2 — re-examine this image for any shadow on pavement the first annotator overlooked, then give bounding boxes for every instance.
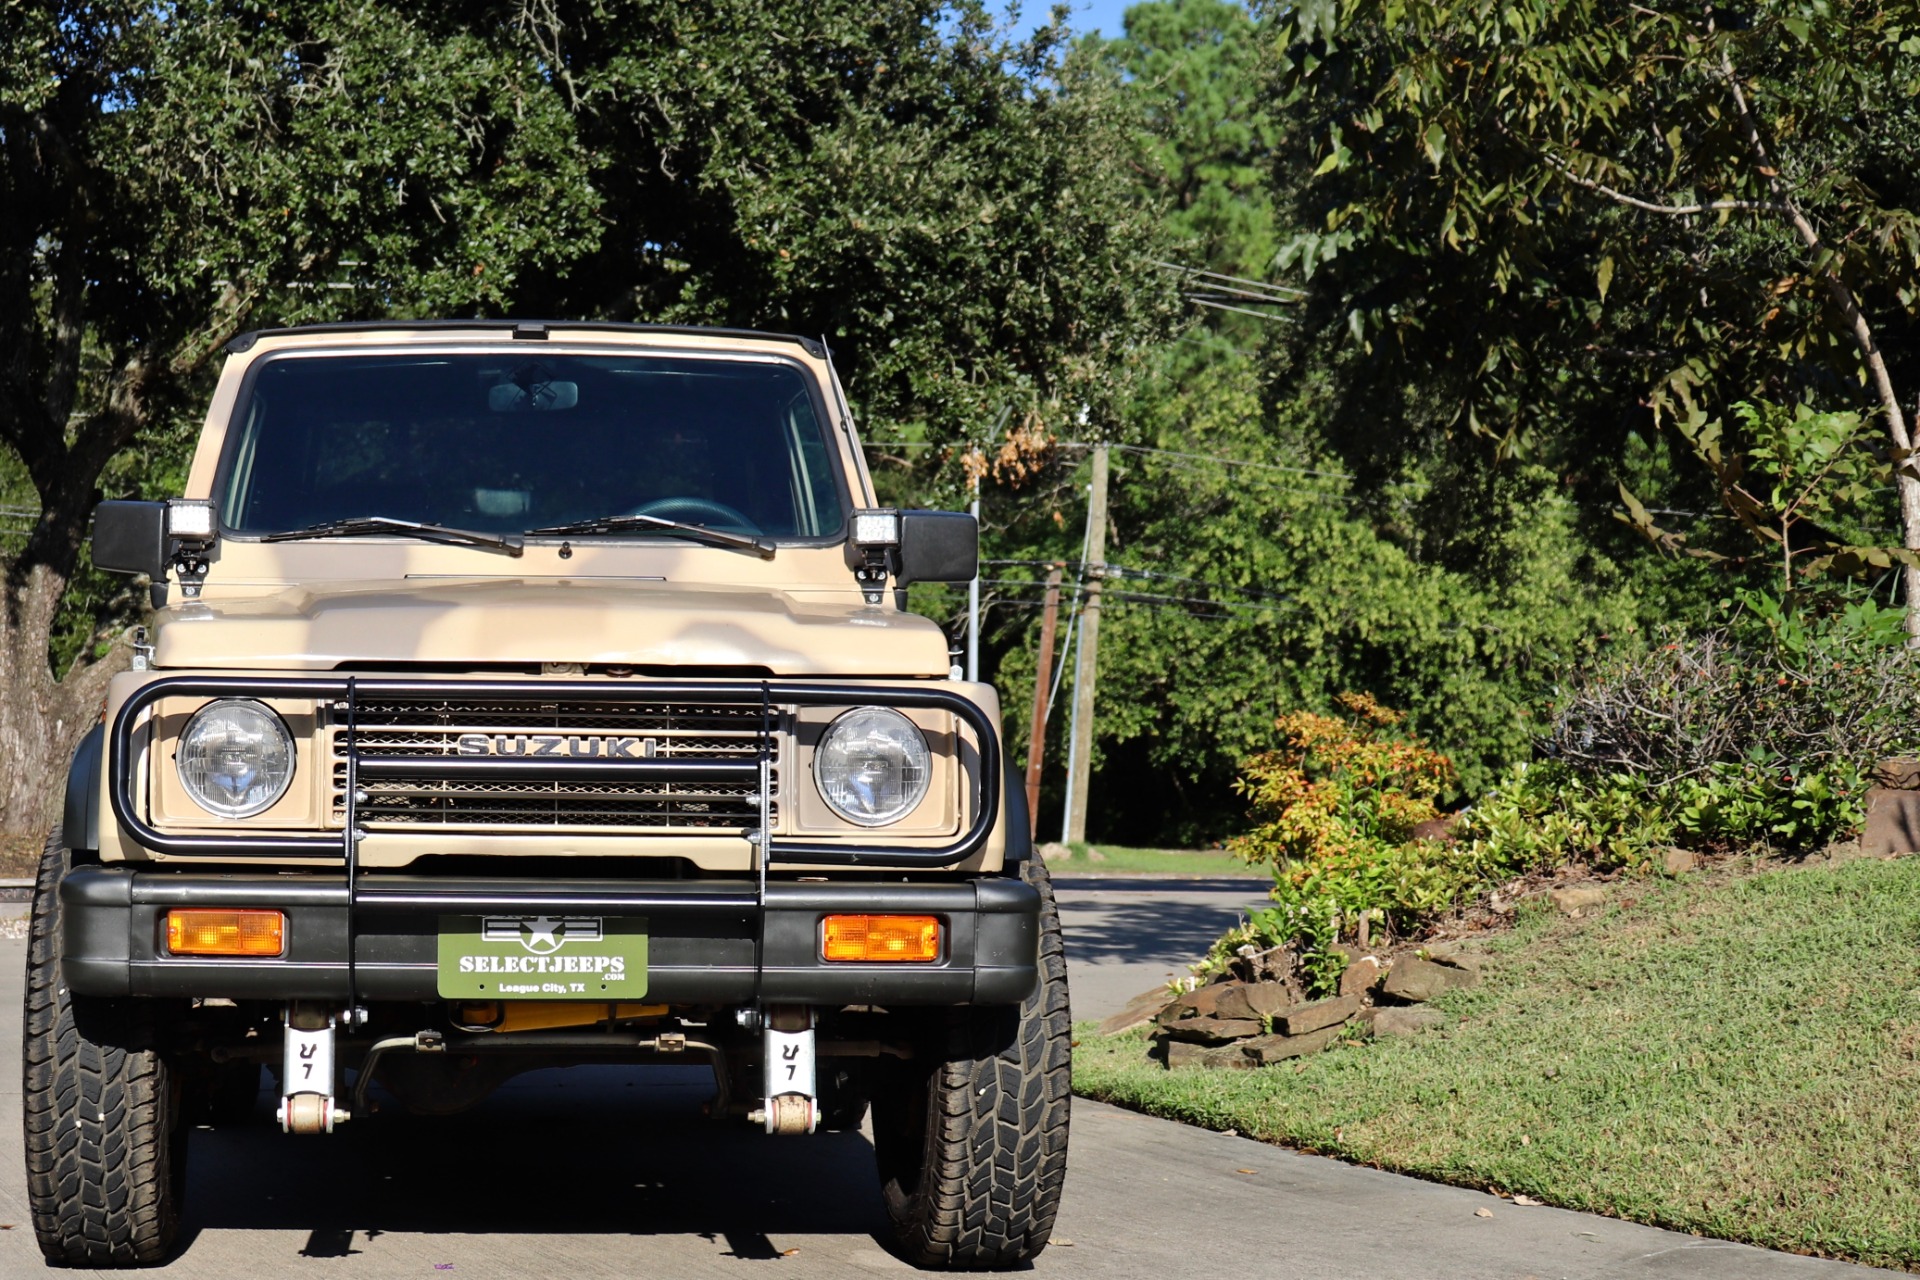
[1054,892,1265,966]
[176,1064,888,1256]
[1050,876,1267,893]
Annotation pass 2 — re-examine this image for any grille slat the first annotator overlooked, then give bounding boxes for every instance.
[331,696,778,832]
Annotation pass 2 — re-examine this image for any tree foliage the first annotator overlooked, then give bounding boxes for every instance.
[962,1,1657,842]
[1,0,598,828]
[0,0,1176,830]
[1272,0,1920,620]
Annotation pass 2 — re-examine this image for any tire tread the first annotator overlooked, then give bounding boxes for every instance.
[884,855,1071,1270]
[23,828,180,1267]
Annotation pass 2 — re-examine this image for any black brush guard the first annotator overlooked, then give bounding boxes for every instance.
[109,675,998,866]
[85,676,1026,1008]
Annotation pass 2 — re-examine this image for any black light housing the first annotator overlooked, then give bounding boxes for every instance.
[846,508,977,604]
[93,499,219,603]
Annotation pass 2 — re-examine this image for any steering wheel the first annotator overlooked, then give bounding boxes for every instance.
[624,496,763,534]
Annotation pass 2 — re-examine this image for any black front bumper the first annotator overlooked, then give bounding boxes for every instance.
[60,867,1040,1006]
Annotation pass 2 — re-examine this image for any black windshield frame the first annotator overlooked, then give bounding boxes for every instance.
[212,345,854,549]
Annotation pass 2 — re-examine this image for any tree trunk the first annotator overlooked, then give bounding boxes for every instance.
[1718,46,1920,642]
[0,557,126,836]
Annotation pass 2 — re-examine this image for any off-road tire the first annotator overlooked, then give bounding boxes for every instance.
[872,854,1070,1270]
[23,829,185,1266]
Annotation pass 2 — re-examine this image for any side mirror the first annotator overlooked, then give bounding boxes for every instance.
[898,510,978,585]
[845,508,978,603]
[92,501,169,578]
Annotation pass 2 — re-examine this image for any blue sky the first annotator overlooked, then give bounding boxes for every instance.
[1064,0,1137,37]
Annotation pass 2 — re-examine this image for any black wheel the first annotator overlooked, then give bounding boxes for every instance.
[22,829,186,1266]
[871,855,1070,1270]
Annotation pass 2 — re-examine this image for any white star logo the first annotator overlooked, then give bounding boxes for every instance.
[520,917,564,954]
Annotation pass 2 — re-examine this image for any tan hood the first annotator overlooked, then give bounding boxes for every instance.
[151,577,952,676]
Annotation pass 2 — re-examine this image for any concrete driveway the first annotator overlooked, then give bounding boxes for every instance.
[0,887,1895,1278]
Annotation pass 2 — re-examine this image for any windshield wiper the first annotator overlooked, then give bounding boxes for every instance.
[262,516,524,557]
[522,513,776,560]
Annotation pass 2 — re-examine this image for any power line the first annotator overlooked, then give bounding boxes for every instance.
[1153,261,1308,300]
[862,437,1354,482]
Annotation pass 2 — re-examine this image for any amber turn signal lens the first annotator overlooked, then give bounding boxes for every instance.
[165,909,285,957]
[821,914,940,962]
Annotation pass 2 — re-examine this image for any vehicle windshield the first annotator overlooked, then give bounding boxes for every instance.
[218,352,847,540]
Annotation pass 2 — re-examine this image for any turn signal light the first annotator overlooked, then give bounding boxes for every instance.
[821,914,940,963]
[165,909,285,957]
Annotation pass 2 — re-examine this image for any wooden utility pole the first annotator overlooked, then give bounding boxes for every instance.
[1063,444,1108,845]
[1023,564,1064,839]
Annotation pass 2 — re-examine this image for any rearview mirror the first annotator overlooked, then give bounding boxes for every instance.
[488,380,579,412]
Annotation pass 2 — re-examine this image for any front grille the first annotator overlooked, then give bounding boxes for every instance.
[330,697,779,831]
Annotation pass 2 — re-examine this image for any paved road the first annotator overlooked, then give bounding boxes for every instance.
[1052,874,1273,1021]
[0,890,1894,1278]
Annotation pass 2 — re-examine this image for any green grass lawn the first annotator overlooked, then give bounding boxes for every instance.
[1074,853,1920,1270]
[1054,842,1259,878]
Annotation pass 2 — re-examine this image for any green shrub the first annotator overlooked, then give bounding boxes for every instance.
[1220,695,1534,994]
[1209,604,1907,994]
[1529,596,1912,858]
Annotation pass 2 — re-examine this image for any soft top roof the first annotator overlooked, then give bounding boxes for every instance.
[224,319,827,359]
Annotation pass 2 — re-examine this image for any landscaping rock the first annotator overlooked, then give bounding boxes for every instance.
[1862,787,1920,855]
[1159,984,1230,1021]
[1098,988,1177,1037]
[1339,955,1383,998]
[1365,1007,1447,1037]
[1661,846,1698,877]
[1163,1016,1264,1044]
[1198,1045,1258,1070]
[1275,993,1360,1036]
[1240,1025,1341,1065]
[1872,758,1920,789]
[1421,944,1486,980]
[1380,955,1467,1003]
[1228,945,1296,985]
[1548,885,1607,917]
[1160,1035,1251,1070]
[1212,980,1296,1021]
[1161,1036,1209,1069]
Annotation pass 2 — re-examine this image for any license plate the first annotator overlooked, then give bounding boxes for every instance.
[436,915,648,1000]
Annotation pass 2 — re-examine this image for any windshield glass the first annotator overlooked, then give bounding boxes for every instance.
[219,352,846,539]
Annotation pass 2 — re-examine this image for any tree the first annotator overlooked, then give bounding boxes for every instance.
[1098,0,1283,283]
[0,1,1181,834]
[506,0,1183,465]
[1272,0,1920,626]
[0,1,598,832]
[940,1,1650,842]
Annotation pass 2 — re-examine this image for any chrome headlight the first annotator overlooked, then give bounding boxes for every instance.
[176,699,296,819]
[813,706,931,827]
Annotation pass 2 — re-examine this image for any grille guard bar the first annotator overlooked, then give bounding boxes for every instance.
[108,675,1000,869]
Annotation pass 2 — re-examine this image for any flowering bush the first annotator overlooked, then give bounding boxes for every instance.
[1225,695,1479,992]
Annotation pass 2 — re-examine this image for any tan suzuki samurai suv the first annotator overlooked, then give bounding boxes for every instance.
[23,321,1068,1269]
